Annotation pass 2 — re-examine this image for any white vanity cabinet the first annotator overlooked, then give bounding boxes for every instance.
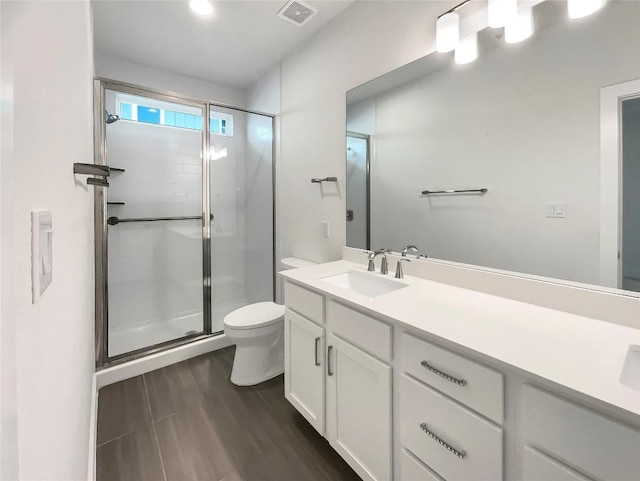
[326,333,392,481]
[283,274,640,481]
[284,308,325,434]
[284,282,393,481]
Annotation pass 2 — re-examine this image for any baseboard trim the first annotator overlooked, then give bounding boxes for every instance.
[96,333,232,389]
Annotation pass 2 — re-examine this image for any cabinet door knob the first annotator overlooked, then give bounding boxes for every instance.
[327,345,334,376]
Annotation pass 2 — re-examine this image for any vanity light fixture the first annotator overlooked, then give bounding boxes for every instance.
[436,0,471,53]
[455,33,478,64]
[568,0,605,19]
[488,0,517,28]
[189,0,213,16]
[505,7,533,44]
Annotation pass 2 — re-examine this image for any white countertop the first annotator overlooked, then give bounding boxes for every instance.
[281,260,640,418]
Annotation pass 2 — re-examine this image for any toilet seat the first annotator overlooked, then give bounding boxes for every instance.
[223,302,285,330]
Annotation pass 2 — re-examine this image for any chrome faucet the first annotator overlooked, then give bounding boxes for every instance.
[373,250,389,275]
[364,251,376,272]
[402,245,419,257]
[395,258,410,279]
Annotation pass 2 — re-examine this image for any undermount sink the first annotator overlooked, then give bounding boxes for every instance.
[321,270,408,298]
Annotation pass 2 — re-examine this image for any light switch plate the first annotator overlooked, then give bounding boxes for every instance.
[31,210,53,303]
[546,201,567,218]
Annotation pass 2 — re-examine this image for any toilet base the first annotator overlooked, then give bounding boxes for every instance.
[228,328,284,386]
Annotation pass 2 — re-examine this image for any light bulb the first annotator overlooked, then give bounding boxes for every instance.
[505,8,533,44]
[436,12,460,53]
[488,0,517,28]
[568,0,605,19]
[455,33,478,65]
[189,0,213,16]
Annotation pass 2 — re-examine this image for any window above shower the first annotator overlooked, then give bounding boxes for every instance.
[116,93,234,136]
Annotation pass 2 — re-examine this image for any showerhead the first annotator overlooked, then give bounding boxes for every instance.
[105,110,120,124]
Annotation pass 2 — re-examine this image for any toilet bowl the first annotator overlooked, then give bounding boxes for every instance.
[224,257,316,386]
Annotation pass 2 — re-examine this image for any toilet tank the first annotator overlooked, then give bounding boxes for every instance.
[278,257,317,303]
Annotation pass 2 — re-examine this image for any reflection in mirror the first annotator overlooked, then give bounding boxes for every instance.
[346,132,370,250]
[346,0,640,293]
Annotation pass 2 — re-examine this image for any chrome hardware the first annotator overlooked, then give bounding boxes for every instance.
[373,250,389,275]
[346,209,354,221]
[327,345,334,376]
[363,250,375,272]
[73,163,111,177]
[311,176,338,184]
[402,245,419,258]
[74,163,111,187]
[421,361,467,386]
[87,177,109,187]
[419,423,466,459]
[314,337,321,367]
[421,188,488,195]
[107,214,214,226]
[395,258,410,279]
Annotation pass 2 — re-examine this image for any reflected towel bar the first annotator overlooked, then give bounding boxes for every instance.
[422,188,488,195]
[107,214,214,226]
[311,177,338,184]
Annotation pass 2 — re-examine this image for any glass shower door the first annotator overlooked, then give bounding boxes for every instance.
[208,105,274,333]
[104,87,205,358]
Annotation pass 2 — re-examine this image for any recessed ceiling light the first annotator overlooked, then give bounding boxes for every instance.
[190,0,213,16]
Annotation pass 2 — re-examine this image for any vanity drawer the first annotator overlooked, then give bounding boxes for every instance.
[400,449,444,481]
[522,446,590,481]
[522,385,640,481]
[284,281,324,325]
[327,301,391,362]
[401,332,504,423]
[400,375,503,481]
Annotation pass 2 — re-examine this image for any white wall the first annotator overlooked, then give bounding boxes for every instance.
[278,0,457,264]
[95,53,246,107]
[1,1,95,479]
[365,2,640,285]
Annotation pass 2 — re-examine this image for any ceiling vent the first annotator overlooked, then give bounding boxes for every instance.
[277,0,318,27]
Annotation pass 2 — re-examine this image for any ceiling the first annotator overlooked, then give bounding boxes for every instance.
[92,0,354,89]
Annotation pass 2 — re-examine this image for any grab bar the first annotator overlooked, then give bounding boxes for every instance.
[421,188,488,195]
[107,214,214,226]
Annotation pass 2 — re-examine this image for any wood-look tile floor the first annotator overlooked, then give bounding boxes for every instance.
[96,347,361,481]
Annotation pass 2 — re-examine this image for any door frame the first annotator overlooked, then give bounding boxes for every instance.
[93,78,276,368]
[600,79,640,288]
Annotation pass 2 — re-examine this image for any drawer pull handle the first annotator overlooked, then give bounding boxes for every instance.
[314,337,321,366]
[421,361,467,386]
[419,423,466,459]
[327,345,334,376]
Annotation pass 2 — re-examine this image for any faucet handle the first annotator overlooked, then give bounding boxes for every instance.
[402,245,419,257]
[363,250,376,271]
[395,258,410,279]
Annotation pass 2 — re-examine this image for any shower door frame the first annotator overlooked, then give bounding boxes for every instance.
[93,78,276,368]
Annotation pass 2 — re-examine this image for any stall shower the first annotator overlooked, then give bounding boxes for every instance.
[94,80,274,366]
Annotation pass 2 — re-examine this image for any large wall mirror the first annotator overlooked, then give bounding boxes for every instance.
[346,0,640,294]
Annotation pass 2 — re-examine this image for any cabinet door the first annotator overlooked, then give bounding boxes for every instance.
[326,333,392,481]
[284,308,325,435]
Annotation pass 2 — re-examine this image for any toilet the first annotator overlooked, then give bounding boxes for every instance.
[224,257,317,386]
